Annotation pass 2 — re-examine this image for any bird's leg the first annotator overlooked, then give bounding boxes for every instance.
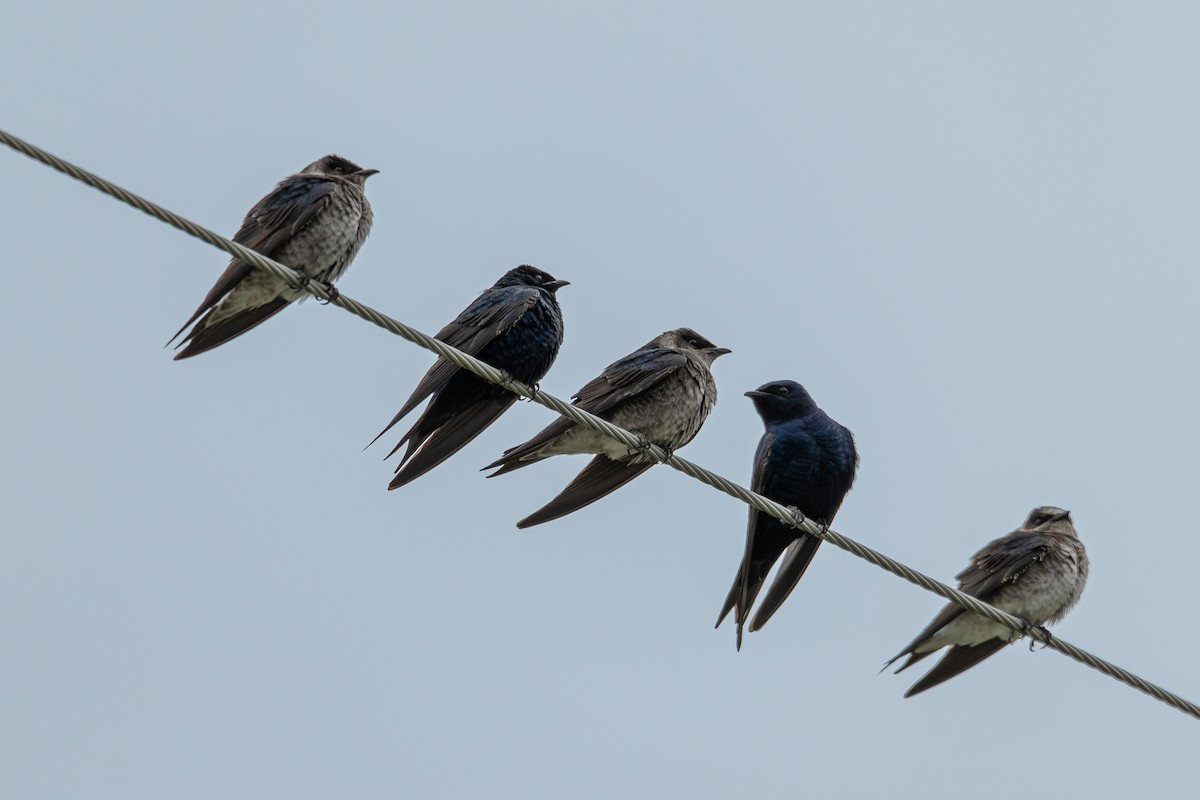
[289,272,311,293]
[523,382,540,402]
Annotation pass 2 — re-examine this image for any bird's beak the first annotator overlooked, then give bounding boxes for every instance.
[546,280,571,291]
[356,168,380,178]
[1051,509,1072,523]
[744,390,769,399]
[710,347,732,357]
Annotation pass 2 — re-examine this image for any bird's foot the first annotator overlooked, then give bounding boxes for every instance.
[523,382,540,401]
[1017,619,1052,650]
[289,272,311,293]
[496,370,517,394]
[318,280,340,304]
[640,435,672,463]
[784,505,809,529]
[1030,624,1053,651]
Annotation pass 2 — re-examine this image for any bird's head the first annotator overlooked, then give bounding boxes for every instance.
[660,327,731,364]
[496,265,570,293]
[306,154,379,184]
[745,380,818,420]
[1023,506,1074,535]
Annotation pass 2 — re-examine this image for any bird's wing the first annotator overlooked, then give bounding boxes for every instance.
[888,530,1053,663]
[515,456,654,528]
[485,347,685,470]
[715,431,779,637]
[169,176,337,344]
[386,394,519,490]
[372,287,541,445]
[172,297,290,359]
[748,533,823,633]
[902,639,1010,698]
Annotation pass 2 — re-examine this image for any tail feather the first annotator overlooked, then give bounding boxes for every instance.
[714,560,772,651]
[516,457,653,528]
[748,535,823,633]
[173,297,290,359]
[387,396,516,490]
[903,639,1009,698]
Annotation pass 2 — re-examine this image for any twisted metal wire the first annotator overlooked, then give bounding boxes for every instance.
[4,127,1197,721]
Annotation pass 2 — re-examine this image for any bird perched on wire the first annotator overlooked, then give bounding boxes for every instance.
[715,380,858,649]
[168,154,378,359]
[484,327,730,529]
[371,265,568,489]
[886,505,1089,697]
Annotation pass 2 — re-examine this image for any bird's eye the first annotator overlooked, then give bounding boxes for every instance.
[777,387,789,395]
[687,338,699,347]
[1031,514,1048,526]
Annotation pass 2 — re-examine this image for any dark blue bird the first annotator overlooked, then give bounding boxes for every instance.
[485,328,730,528]
[169,154,377,359]
[716,380,858,649]
[372,265,568,489]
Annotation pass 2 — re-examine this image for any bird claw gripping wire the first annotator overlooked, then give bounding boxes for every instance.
[318,280,340,304]
[784,505,809,530]
[1030,624,1053,651]
[496,370,517,393]
[1014,618,1052,650]
[289,272,338,304]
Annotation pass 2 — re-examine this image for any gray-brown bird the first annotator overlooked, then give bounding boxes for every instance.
[169,154,377,359]
[484,327,730,528]
[886,506,1089,697]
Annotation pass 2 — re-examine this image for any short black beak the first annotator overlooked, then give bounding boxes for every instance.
[744,390,769,399]
[710,347,732,357]
[545,280,571,291]
[356,168,380,178]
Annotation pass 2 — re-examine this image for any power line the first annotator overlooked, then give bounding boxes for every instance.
[3,126,1197,721]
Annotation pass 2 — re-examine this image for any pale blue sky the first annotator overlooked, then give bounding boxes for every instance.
[3,3,1198,798]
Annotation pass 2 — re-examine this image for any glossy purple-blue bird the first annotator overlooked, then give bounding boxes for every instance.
[168,154,377,359]
[886,506,1088,697]
[371,265,568,489]
[716,380,858,649]
[485,327,730,528]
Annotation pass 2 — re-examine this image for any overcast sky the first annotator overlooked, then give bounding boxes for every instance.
[3,2,1199,798]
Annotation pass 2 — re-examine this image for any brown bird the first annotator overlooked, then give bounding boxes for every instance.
[169,154,377,359]
[485,327,730,528]
[887,506,1089,697]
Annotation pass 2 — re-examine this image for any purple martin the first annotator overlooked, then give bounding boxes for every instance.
[886,506,1089,697]
[371,265,568,489]
[168,154,377,359]
[484,328,730,529]
[715,381,858,649]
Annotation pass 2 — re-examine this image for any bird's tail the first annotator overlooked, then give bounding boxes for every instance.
[515,456,653,528]
[748,534,823,633]
[902,640,1009,698]
[172,298,290,359]
[387,396,516,490]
